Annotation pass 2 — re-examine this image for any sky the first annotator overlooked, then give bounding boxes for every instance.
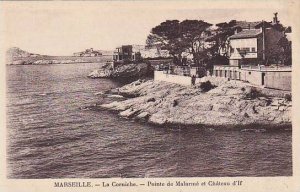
[1,1,294,56]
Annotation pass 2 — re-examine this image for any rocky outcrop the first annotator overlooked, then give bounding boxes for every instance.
[6,47,40,64]
[100,78,292,127]
[6,47,40,59]
[88,63,153,80]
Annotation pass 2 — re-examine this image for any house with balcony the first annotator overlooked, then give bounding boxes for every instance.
[212,15,291,91]
[113,44,170,63]
[113,45,140,62]
[228,23,284,66]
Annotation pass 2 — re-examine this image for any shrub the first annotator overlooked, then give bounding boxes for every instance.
[200,81,215,92]
[245,87,261,99]
[284,94,292,101]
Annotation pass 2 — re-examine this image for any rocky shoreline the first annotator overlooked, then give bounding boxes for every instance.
[88,63,153,81]
[99,77,291,128]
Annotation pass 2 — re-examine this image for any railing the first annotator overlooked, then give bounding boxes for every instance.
[241,65,292,71]
[156,65,206,77]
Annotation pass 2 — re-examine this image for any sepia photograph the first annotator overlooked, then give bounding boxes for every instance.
[1,1,299,191]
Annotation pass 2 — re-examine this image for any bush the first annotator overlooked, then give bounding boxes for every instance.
[245,87,262,99]
[285,94,292,101]
[199,81,215,92]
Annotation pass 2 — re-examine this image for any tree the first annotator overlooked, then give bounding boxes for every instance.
[278,36,292,65]
[178,20,212,65]
[146,19,212,65]
[259,36,291,66]
[146,20,182,57]
[206,20,238,58]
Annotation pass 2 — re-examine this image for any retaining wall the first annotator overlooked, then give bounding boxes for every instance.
[154,71,192,86]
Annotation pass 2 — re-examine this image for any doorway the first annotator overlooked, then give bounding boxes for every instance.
[262,73,265,86]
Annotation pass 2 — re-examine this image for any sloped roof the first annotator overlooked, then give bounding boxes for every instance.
[229,29,262,39]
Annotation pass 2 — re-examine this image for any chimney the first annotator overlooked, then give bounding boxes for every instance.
[273,12,279,24]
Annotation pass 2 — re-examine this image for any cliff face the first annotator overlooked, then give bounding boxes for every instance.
[100,78,291,128]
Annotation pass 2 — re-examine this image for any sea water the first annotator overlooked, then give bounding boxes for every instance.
[6,63,292,178]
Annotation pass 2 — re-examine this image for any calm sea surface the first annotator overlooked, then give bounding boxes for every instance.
[6,63,292,178]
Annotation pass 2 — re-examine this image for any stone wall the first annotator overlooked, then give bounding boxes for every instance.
[213,65,291,91]
[265,71,291,91]
[154,71,192,86]
[241,70,263,85]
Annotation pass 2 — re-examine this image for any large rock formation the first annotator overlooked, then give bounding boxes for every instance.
[6,47,40,58]
[6,47,40,64]
[88,63,153,80]
[100,78,291,128]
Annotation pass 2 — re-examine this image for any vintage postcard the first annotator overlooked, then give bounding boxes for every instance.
[0,0,299,192]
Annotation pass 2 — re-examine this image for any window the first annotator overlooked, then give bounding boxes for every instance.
[252,47,256,52]
[248,72,251,75]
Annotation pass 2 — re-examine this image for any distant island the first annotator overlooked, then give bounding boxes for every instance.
[73,48,113,57]
[6,47,112,65]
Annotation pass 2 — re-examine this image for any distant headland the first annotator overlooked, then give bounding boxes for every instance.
[6,47,112,65]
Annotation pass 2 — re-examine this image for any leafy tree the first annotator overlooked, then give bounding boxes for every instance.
[146,20,182,57]
[206,20,238,58]
[178,20,212,65]
[146,19,212,65]
[259,36,291,66]
[278,36,292,65]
